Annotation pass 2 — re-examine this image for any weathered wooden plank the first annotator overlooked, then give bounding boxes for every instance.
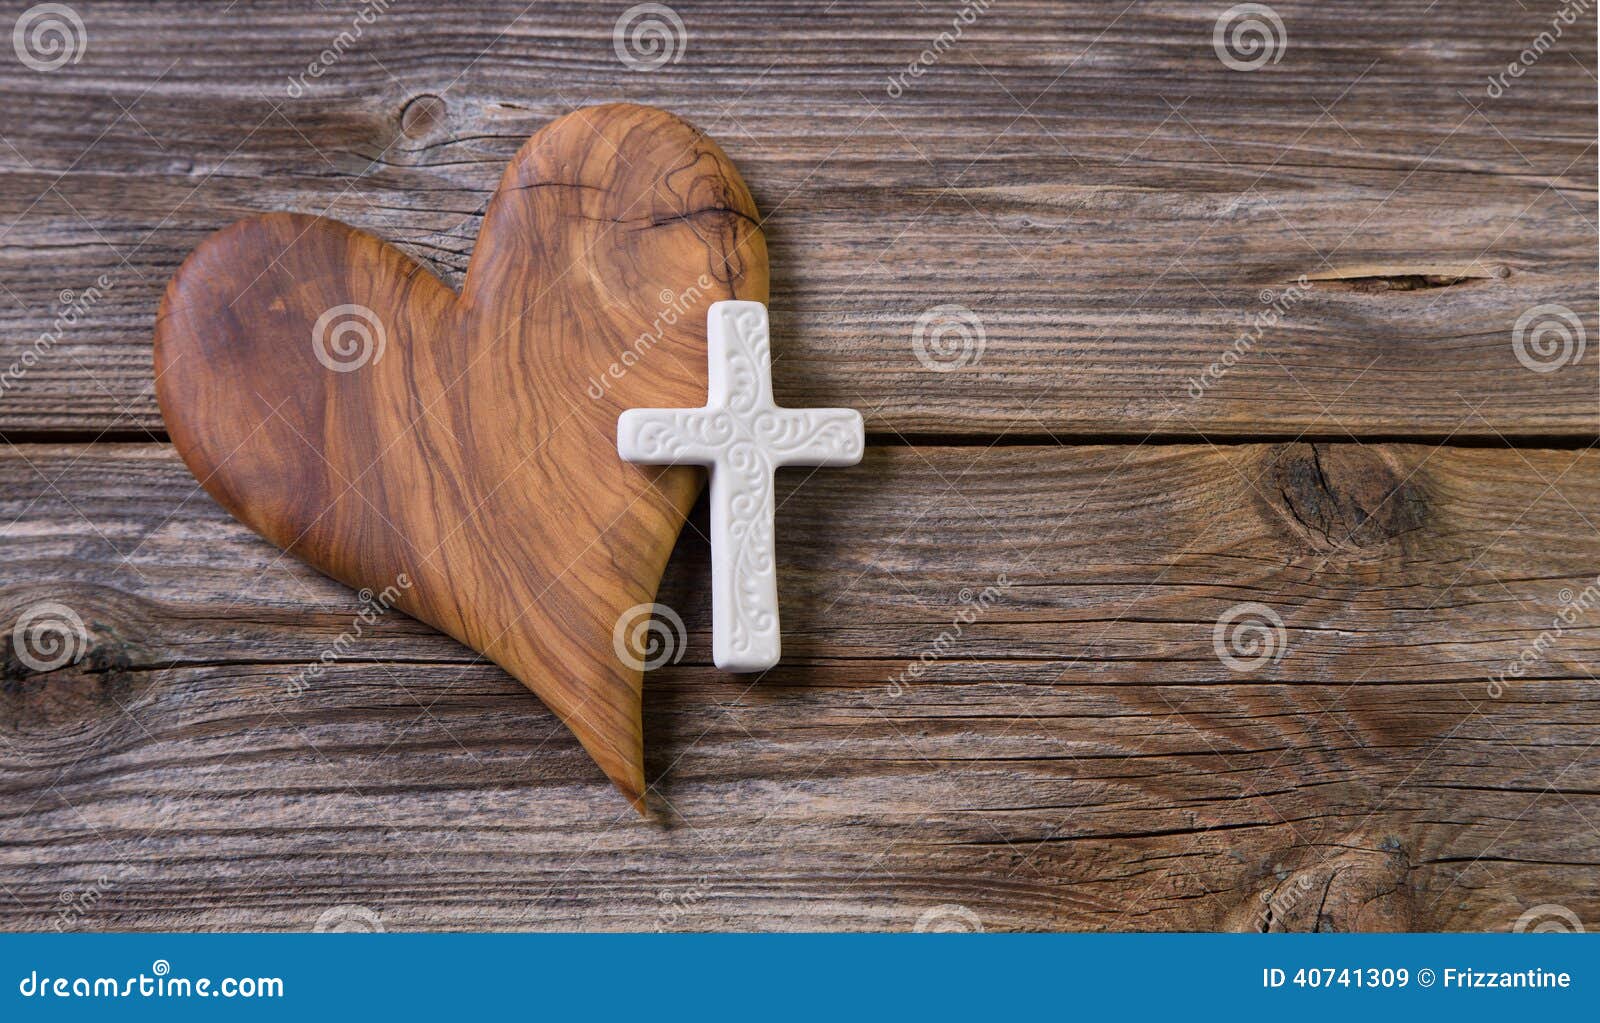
[0,1,1594,436]
[3,656,1597,932]
[5,442,1599,681]
[3,442,1597,930]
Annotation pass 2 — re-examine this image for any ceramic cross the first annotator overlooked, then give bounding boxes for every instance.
[617,301,864,672]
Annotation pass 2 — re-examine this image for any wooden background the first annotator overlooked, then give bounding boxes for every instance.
[1,1,1596,931]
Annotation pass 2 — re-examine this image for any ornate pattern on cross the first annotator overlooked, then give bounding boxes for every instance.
[617,301,865,672]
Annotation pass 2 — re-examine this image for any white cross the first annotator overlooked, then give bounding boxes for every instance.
[617,301,864,672]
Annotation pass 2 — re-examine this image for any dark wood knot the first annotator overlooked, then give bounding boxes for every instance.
[400,93,447,140]
[0,588,143,751]
[1262,443,1426,554]
[1231,840,1414,932]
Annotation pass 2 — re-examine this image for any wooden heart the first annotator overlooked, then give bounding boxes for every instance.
[153,104,767,809]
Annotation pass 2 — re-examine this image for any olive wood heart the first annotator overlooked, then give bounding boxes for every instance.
[153,103,768,810]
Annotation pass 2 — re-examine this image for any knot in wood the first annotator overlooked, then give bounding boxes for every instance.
[1263,443,1425,554]
[1234,842,1413,932]
[400,94,447,140]
[0,590,141,750]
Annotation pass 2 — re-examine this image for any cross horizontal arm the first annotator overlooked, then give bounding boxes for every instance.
[761,408,865,468]
[616,407,730,466]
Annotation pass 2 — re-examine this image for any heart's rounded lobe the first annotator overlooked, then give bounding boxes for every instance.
[154,104,768,809]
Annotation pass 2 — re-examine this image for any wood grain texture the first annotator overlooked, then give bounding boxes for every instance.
[2,0,1597,935]
[0,1,1594,438]
[152,103,768,807]
[3,442,1598,930]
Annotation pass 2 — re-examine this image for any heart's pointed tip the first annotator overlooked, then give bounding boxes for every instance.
[608,764,651,818]
[627,788,650,818]
[575,711,648,816]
